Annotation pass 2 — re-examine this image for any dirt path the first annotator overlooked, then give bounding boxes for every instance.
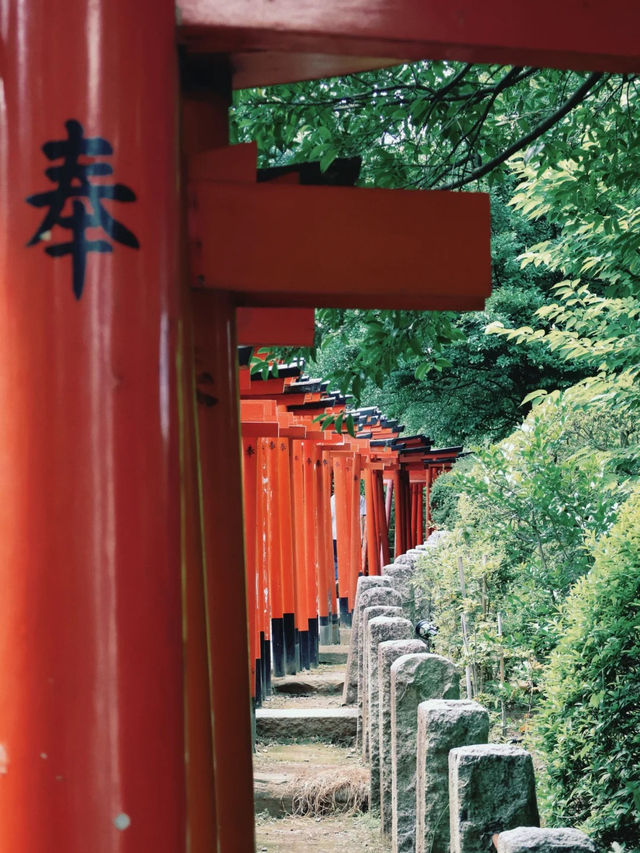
[253,638,391,852]
[256,813,388,852]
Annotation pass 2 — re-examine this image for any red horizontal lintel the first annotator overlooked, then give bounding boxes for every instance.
[178,1,640,75]
[190,181,490,312]
[237,307,315,346]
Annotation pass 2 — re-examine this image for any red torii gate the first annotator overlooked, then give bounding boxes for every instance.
[1,2,638,851]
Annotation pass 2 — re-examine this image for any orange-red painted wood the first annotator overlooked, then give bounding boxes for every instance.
[291,440,309,625]
[0,1,186,849]
[237,307,315,346]
[192,289,256,852]
[302,441,319,623]
[277,438,297,618]
[265,438,285,620]
[179,221,218,851]
[230,51,402,89]
[348,454,363,606]
[376,471,391,566]
[319,450,337,619]
[364,466,378,577]
[179,0,640,74]
[242,436,260,695]
[333,456,351,603]
[189,182,490,310]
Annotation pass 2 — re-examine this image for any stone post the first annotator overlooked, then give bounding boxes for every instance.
[384,563,419,620]
[416,700,489,853]
[360,605,403,751]
[378,639,427,837]
[341,578,396,705]
[496,828,595,853]
[449,744,540,853]
[391,653,459,853]
[366,616,414,808]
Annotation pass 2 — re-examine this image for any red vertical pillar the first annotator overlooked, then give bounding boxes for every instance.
[364,465,378,576]
[181,272,217,850]
[185,63,256,848]
[255,438,272,697]
[192,289,255,852]
[333,455,352,624]
[416,483,425,545]
[242,436,260,699]
[266,438,286,677]
[302,441,320,665]
[393,470,403,557]
[349,453,363,603]
[319,449,337,642]
[0,1,185,850]
[291,440,310,667]
[426,466,433,538]
[277,437,298,673]
[376,471,391,566]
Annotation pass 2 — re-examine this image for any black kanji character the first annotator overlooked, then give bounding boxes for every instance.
[26,119,139,299]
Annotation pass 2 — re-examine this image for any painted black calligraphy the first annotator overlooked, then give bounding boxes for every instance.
[26,119,139,299]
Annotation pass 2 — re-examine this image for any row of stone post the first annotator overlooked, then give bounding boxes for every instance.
[343,547,596,853]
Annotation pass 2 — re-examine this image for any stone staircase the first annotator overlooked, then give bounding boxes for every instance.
[253,630,389,852]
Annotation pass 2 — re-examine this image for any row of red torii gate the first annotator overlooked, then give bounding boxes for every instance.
[239,349,461,704]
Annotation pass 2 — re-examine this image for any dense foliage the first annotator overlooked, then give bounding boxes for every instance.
[234,63,636,444]
[237,60,640,845]
[534,487,640,847]
[415,394,634,695]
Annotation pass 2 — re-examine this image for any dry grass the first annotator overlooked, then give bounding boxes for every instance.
[290,766,369,817]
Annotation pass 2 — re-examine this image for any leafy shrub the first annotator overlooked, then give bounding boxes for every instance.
[534,487,640,847]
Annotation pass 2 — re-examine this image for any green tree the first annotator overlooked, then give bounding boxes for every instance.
[534,486,640,847]
[234,63,636,440]
[487,82,640,430]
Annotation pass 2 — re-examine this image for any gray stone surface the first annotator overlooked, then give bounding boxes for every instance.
[359,605,403,751]
[386,561,427,628]
[366,616,414,809]
[496,828,595,853]
[342,577,395,705]
[497,826,596,853]
[378,639,427,837]
[255,707,358,744]
[416,700,489,853]
[318,644,349,665]
[391,654,460,853]
[394,553,414,565]
[272,672,344,696]
[449,744,540,853]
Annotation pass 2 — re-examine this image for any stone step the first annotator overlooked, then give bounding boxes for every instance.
[256,707,357,744]
[253,742,368,819]
[319,644,349,664]
[272,672,344,696]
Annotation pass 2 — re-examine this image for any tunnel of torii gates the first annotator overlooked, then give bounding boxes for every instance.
[0,0,638,850]
[238,345,463,703]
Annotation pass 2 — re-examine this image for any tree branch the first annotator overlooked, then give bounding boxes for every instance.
[436,72,604,190]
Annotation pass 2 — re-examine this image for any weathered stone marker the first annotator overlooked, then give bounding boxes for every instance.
[359,604,403,752]
[496,827,595,853]
[365,616,414,808]
[449,744,540,853]
[391,653,459,853]
[378,639,427,837]
[341,577,395,705]
[383,559,423,620]
[354,587,404,703]
[416,700,489,853]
